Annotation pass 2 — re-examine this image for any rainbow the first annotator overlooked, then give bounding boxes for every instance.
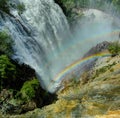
[52,51,111,83]
[47,29,120,91]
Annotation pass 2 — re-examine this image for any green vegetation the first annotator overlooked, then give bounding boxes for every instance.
[108,41,120,56]
[0,55,16,79]
[0,30,13,56]
[0,0,9,13]
[0,0,25,15]
[55,0,120,23]
[0,29,55,114]
[0,55,16,90]
[112,0,120,11]
[55,0,85,23]
[55,0,119,10]
[12,60,120,118]
[95,62,116,77]
[0,30,15,90]
[17,3,25,15]
[20,78,40,101]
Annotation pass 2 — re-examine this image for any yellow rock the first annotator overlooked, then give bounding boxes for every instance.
[96,110,120,118]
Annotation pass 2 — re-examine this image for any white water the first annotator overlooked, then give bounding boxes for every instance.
[2,1,120,93]
[47,9,120,90]
[12,0,70,92]
[15,1,120,92]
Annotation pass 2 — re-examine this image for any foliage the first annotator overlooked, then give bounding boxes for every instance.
[112,0,120,4]
[0,30,13,56]
[112,0,120,11]
[17,3,25,15]
[108,41,120,55]
[20,78,40,101]
[95,62,116,77]
[0,0,9,13]
[0,0,25,14]
[0,55,16,90]
[0,55,16,79]
[55,0,120,18]
[55,0,75,17]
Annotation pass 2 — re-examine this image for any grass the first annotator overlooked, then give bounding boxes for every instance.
[53,99,78,113]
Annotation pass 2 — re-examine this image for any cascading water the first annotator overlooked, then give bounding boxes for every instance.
[1,0,120,93]
[12,0,71,92]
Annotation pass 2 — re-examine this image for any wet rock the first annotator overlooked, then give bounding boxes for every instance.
[21,101,36,113]
[83,41,110,57]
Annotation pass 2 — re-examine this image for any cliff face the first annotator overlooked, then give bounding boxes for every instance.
[35,51,120,118]
[3,44,120,118]
[0,1,57,115]
[0,1,120,117]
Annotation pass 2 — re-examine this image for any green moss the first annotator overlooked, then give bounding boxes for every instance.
[0,55,16,79]
[20,78,40,101]
[0,30,13,56]
[108,41,120,56]
[95,62,116,77]
[0,55,16,90]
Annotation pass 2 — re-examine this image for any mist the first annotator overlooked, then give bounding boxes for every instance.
[12,0,120,92]
[46,1,120,92]
[51,9,120,70]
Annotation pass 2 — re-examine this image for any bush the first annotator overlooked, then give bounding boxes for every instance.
[20,78,40,101]
[0,0,25,14]
[112,0,120,11]
[0,55,16,90]
[0,55,16,79]
[0,30,13,56]
[17,3,25,14]
[108,41,120,56]
[0,0,9,13]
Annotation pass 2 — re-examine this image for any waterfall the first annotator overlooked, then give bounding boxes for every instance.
[11,0,70,92]
[1,0,120,93]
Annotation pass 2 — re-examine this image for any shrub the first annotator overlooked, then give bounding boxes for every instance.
[0,0,25,14]
[0,0,9,13]
[0,30,13,56]
[20,78,40,101]
[108,41,120,56]
[0,55,16,90]
[95,62,116,77]
[112,0,120,11]
[0,55,16,79]
[17,3,25,14]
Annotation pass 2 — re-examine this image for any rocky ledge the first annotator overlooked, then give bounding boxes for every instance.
[2,42,120,118]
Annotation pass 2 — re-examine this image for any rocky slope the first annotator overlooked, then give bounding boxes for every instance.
[0,1,120,118]
[2,42,120,118]
[0,1,57,115]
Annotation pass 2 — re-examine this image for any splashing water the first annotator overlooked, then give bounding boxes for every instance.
[8,1,120,92]
[12,0,70,92]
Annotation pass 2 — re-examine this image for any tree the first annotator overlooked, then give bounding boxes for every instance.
[108,41,120,56]
[0,55,16,90]
[0,30,13,56]
[20,78,40,101]
[0,0,9,13]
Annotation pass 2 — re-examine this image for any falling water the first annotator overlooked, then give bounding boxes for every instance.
[1,0,120,93]
[12,0,70,92]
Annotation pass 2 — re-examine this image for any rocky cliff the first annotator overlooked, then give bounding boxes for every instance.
[2,42,120,118]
